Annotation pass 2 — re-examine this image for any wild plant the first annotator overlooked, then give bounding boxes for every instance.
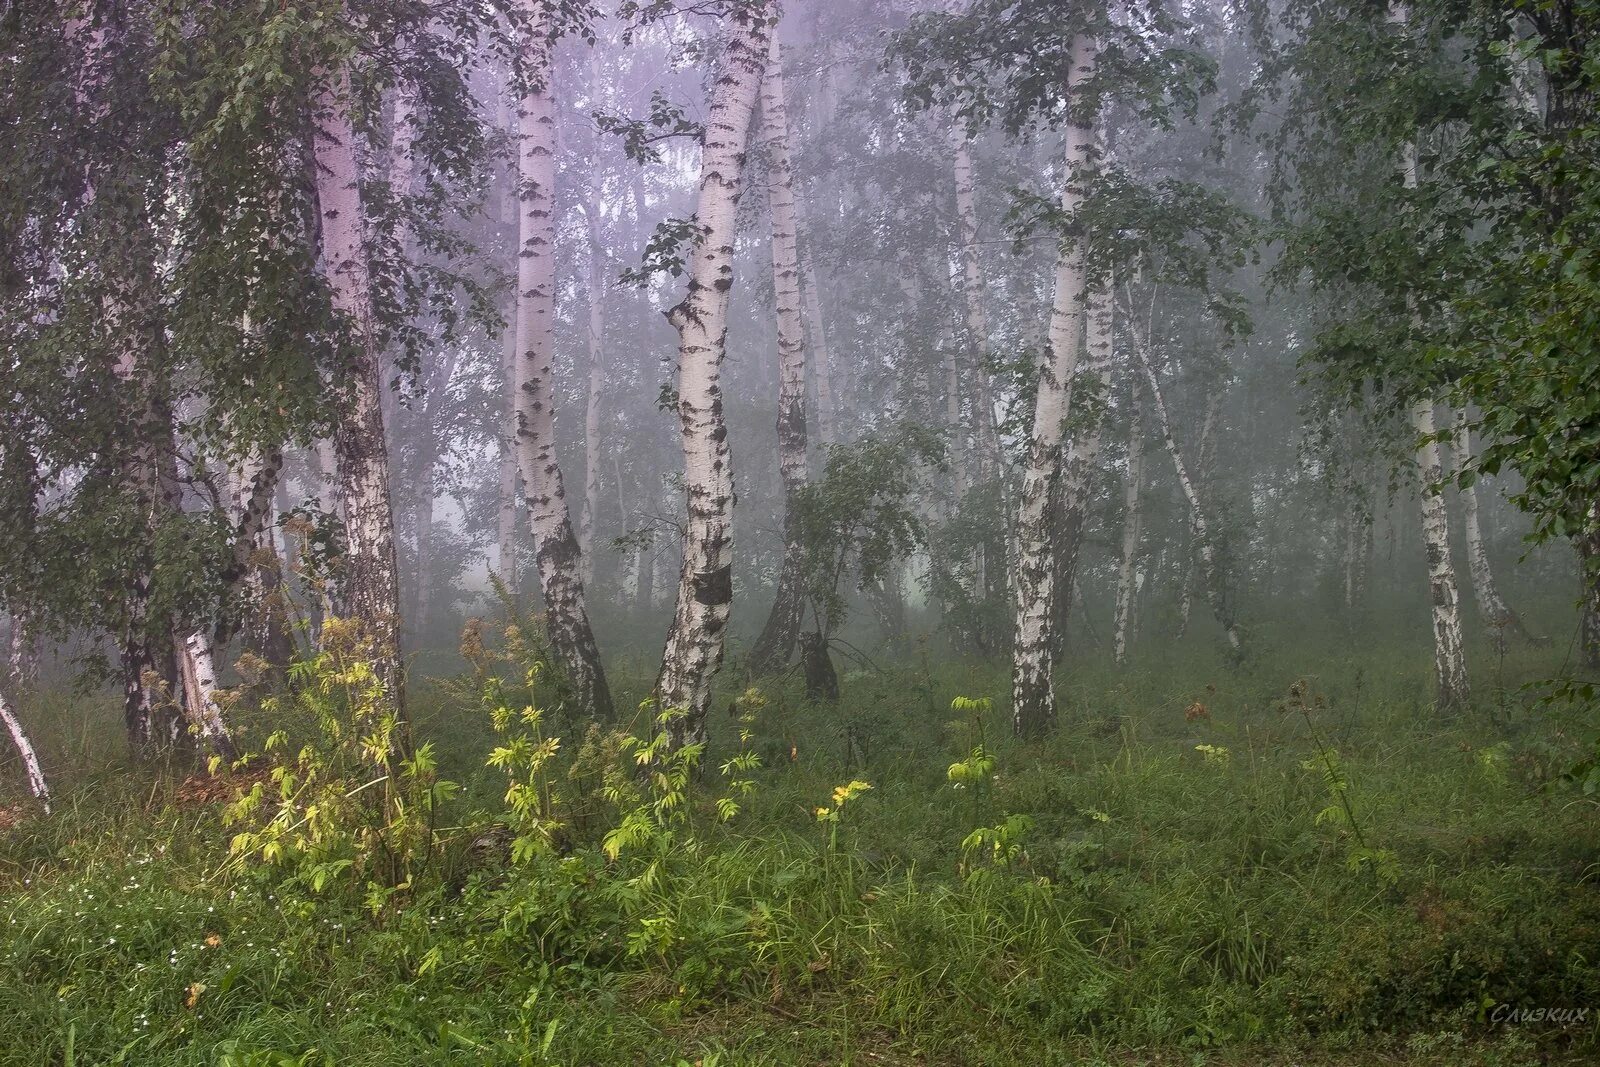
[1280,678,1398,885]
[220,618,459,910]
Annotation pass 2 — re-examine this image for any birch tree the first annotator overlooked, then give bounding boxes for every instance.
[1113,396,1146,664]
[0,688,48,813]
[311,62,409,731]
[749,33,810,676]
[1126,307,1243,652]
[1452,408,1531,650]
[1010,33,1097,736]
[511,2,613,722]
[656,0,773,750]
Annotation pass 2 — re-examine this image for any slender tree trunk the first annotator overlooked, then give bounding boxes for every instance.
[749,35,810,676]
[1413,398,1470,708]
[312,64,408,737]
[1050,270,1114,662]
[657,3,772,750]
[1113,398,1146,665]
[800,261,835,453]
[1128,325,1242,651]
[512,7,613,722]
[1011,34,1096,737]
[1452,408,1529,649]
[0,688,48,812]
[497,318,521,592]
[7,614,37,691]
[1175,392,1218,639]
[578,225,606,590]
[949,127,1002,477]
[1390,4,1468,707]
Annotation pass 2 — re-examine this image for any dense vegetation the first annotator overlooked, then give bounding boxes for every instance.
[3,614,1599,1064]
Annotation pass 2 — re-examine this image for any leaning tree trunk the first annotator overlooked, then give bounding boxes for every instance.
[0,687,49,812]
[1176,392,1219,639]
[512,7,613,722]
[312,64,408,740]
[1011,33,1097,737]
[656,2,772,751]
[748,35,810,677]
[1113,397,1147,665]
[1128,330,1243,652]
[1451,408,1531,650]
[1412,397,1470,709]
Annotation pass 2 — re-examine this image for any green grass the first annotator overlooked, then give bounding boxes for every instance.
[1,622,1598,1065]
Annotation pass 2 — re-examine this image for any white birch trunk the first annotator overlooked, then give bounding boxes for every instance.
[6,613,37,691]
[800,261,836,452]
[1011,34,1096,736]
[1413,398,1470,707]
[749,34,810,675]
[1452,408,1526,650]
[1176,392,1219,639]
[311,63,408,731]
[0,688,49,812]
[578,222,606,590]
[176,629,237,763]
[496,296,522,595]
[1050,268,1115,661]
[1113,399,1146,665]
[657,3,773,749]
[1128,331,1243,652]
[949,128,1003,477]
[512,6,613,720]
[1390,46,1470,705]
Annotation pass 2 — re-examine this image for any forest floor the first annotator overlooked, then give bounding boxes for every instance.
[1,621,1598,1065]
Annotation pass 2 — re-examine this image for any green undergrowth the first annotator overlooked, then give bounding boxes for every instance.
[1,623,1598,1065]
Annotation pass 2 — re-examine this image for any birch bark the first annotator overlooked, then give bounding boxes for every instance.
[1413,398,1470,707]
[311,63,408,734]
[1128,326,1243,652]
[1392,3,1469,709]
[578,216,607,590]
[949,129,1003,477]
[1113,398,1146,664]
[512,4,613,722]
[1452,408,1529,650]
[1050,270,1114,662]
[657,3,773,749]
[0,689,48,812]
[749,34,810,676]
[1011,33,1096,736]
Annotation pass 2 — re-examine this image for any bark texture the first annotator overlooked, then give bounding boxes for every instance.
[512,7,613,722]
[749,35,810,677]
[1452,408,1530,649]
[312,63,408,733]
[1011,34,1096,737]
[657,3,773,750]
[1412,398,1470,709]
[1050,272,1114,662]
[0,688,49,812]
